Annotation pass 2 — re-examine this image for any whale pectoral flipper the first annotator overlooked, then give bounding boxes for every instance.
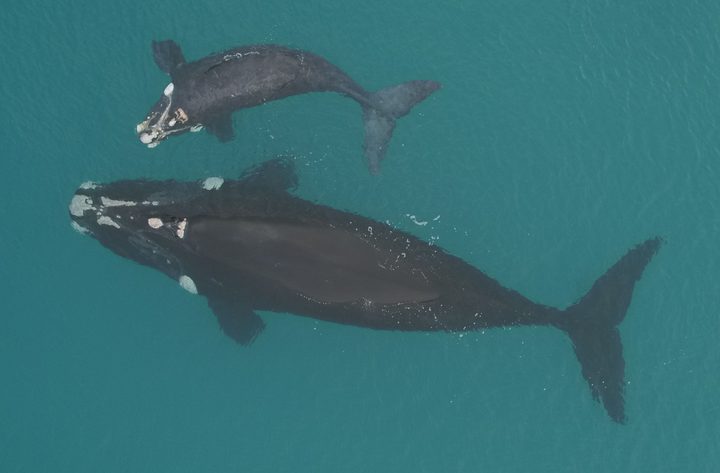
[205,113,235,142]
[152,40,186,75]
[207,296,265,345]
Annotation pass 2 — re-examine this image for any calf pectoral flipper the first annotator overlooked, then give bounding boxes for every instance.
[151,40,186,75]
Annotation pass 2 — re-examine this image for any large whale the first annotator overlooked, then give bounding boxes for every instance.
[136,41,441,174]
[68,158,661,423]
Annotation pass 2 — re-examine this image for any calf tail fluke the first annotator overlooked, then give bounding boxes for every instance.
[555,237,663,423]
[363,80,440,174]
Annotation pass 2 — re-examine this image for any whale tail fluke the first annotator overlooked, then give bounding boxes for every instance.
[363,80,441,174]
[554,237,662,423]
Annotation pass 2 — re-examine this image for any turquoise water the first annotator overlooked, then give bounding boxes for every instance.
[2,1,719,471]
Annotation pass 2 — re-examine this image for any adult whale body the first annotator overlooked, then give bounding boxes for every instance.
[136,41,441,174]
[69,158,661,423]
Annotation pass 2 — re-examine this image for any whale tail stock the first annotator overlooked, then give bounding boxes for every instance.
[362,80,441,174]
[552,237,663,423]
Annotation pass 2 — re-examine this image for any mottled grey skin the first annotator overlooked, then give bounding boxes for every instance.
[68,159,661,423]
[137,41,441,173]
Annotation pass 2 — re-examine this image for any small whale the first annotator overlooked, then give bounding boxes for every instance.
[136,41,441,174]
[69,158,661,423]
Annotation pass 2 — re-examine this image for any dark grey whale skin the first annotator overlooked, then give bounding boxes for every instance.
[68,159,661,423]
[137,41,441,174]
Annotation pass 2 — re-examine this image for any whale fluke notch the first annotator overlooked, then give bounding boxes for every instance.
[152,40,186,75]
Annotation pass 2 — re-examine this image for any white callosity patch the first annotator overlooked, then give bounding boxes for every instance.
[178,275,198,294]
[164,82,174,97]
[147,217,163,229]
[190,124,203,132]
[139,133,154,144]
[97,216,121,229]
[202,177,224,190]
[176,219,187,239]
[80,181,98,190]
[174,108,189,124]
[70,221,90,235]
[69,194,94,217]
[101,197,137,207]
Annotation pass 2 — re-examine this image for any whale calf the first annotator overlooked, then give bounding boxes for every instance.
[69,158,661,423]
[136,41,441,174]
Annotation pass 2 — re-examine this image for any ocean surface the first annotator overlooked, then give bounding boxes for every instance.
[2,1,719,471]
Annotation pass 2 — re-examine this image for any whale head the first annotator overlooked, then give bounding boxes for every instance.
[68,159,298,291]
[66,176,211,278]
[136,83,203,147]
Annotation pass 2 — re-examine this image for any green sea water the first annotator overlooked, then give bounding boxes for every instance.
[2,1,719,471]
